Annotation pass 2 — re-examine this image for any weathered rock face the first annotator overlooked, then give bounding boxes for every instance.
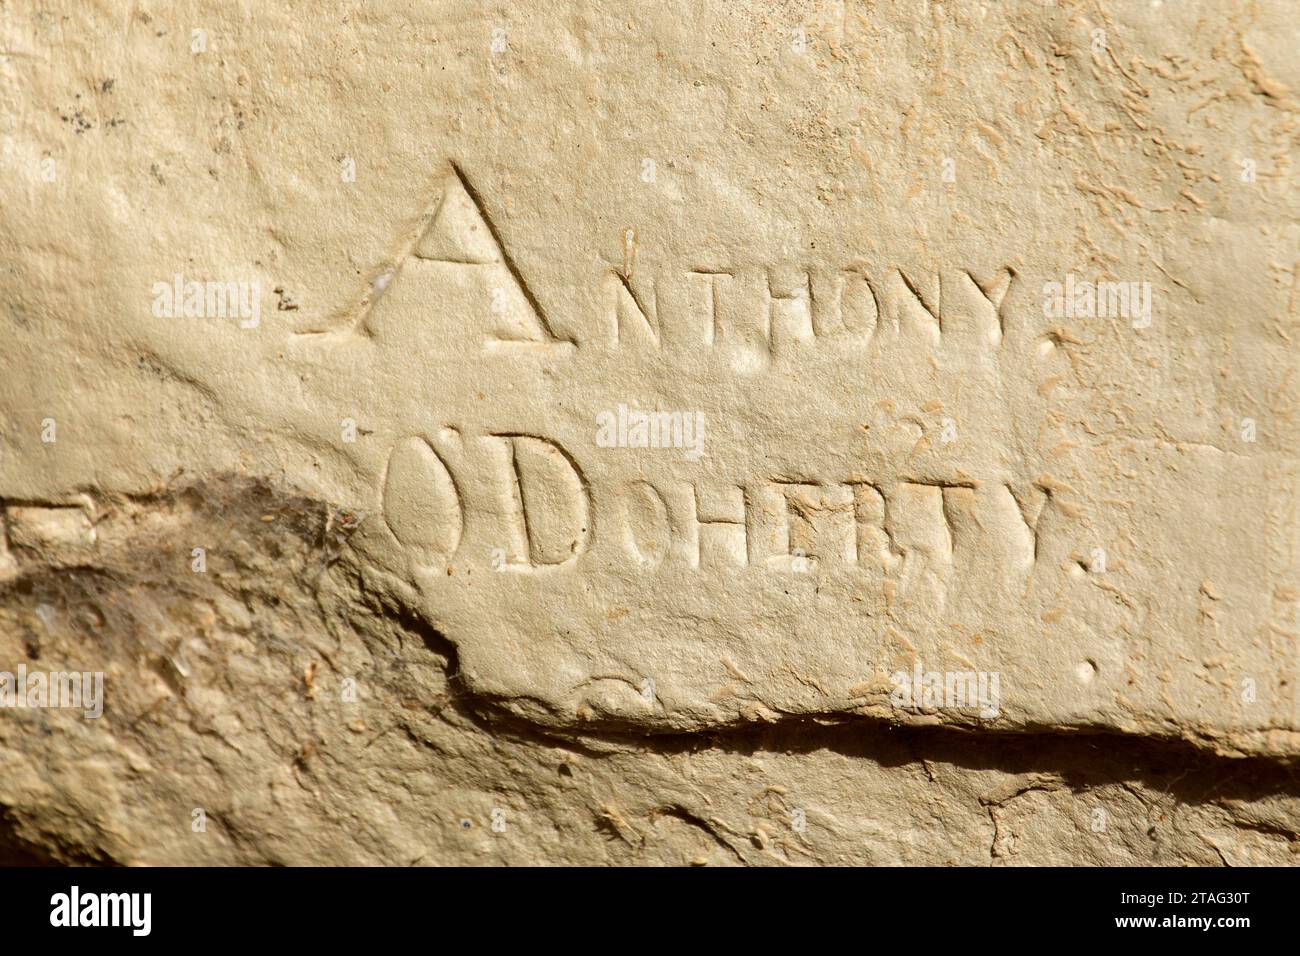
[0,483,1297,866]
[1,1,1297,865]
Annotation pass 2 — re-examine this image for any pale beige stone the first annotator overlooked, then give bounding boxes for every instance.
[0,0,1297,864]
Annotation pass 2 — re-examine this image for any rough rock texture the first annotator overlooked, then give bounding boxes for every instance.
[0,481,1296,865]
[1,0,1298,864]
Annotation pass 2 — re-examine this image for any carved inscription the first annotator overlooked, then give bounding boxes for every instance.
[604,265,1018,355]
[355,163,1055,606]
[311,162,1019,361]
[292,152,1286,745]
[380,428,1046,602]
[383,431,589,572]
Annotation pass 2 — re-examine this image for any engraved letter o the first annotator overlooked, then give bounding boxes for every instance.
[382,436,463,563]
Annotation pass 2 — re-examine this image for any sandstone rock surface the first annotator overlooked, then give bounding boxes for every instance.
[1,0,1297,864]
